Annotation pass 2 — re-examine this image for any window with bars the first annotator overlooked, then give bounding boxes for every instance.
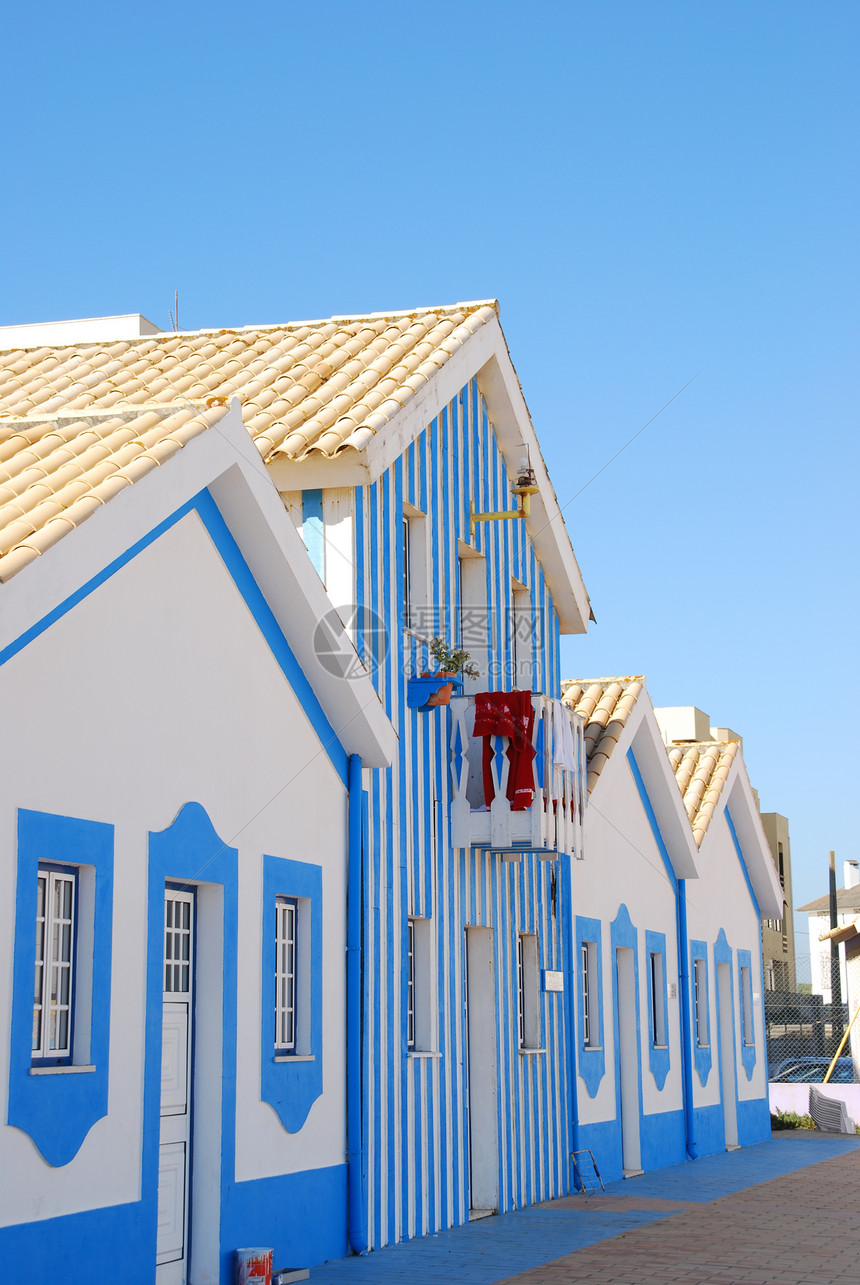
[275,896,298,1053]
[581,940,599,1047]
[518,932,541,1050]
[650,950,667,1047]
[406,919,415,1050]
[33,865,77,1063]
[164,894,192,994]
[740,964,754,1046]
[694,957,709,1047]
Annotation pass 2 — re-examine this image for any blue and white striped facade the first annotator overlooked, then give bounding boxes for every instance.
[309,376,586,1248]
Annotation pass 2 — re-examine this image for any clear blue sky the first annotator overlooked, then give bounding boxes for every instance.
[3,2,857,959]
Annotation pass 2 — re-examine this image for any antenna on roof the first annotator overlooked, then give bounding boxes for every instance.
[168,290,179,332]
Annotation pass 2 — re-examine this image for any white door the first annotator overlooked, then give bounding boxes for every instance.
[157,889,195,1284]
[616,947,642,1175]
[465,926,499,1215]
[717,961,738,1148]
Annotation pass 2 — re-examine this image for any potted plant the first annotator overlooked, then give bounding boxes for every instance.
[423,637,480,706]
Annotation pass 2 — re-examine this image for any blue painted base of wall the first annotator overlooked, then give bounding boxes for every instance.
[577,1108,686,1186]
[738,1095,771,1147]
[689,1102,725,1157]
[641,1107,686,1172]
[221,1163,348,1284]
[0,1199,154,1285]
[0,1164,347,1285]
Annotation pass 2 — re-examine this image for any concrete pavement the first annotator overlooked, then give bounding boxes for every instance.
[309,1134,860,1284]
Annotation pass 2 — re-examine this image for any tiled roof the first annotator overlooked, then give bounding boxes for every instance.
[0,301,497,464]
[666,740,740,845]
[0,301,497,582]
[561,677,645,792]
[0,403,229,580]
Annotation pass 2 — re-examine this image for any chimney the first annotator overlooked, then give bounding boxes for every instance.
[844,860,860,890]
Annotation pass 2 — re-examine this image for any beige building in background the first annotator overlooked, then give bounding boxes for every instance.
[654,706,797,993]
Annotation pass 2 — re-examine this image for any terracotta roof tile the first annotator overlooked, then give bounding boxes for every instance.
[561,677,645,792]
[0,301,499,581]
[666,740,739,845]
[0,403,229,580]
[0,301,497,464]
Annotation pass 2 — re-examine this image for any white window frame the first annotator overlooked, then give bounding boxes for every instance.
[694,957,709,1047]
[650,950,667,1048]
[275,896,298,1054]
[581,940,599,1048]
[33,865,77,1063]
[518,932,541,1051]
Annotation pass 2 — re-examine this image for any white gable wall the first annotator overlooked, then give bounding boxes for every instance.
[0,510,347,1226]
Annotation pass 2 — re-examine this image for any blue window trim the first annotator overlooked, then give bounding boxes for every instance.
[575,915,604,1098]
[262,854,323,1132]
[737,947,756,1079]
[644,929,670,1090]
[0,489,348,788]
[8,809,114,1167]
[690,939,712,1085]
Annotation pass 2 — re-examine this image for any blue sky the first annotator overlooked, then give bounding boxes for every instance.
[3,1,857,958]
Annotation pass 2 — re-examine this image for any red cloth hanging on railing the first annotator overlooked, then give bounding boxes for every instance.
[472,690,536,812]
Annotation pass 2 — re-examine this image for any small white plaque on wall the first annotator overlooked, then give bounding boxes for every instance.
[542,969,564,992]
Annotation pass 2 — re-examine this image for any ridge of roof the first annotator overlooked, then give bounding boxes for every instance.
[799,887,860,914]
[561,676,646,792]
[666,738,740,845]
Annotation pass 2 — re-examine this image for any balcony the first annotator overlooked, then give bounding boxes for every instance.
[449,693,586,858]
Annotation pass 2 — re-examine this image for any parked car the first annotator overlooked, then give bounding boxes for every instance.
[769,1057,854,1084]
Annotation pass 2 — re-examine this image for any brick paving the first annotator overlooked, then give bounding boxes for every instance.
[309,1134,860,1285]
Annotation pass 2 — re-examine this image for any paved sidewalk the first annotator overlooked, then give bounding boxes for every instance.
[309,1134,860,1284]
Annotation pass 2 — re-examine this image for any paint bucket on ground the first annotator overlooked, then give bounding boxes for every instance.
[235,1247,273,1285]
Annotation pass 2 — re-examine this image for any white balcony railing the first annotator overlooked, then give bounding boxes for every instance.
[449,693,586,858]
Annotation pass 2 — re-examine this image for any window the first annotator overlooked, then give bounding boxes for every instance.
[403,516,411,629]
[581,940,599,1048]
[740,964,754,1046]
[649,950,666,1047]
[518,933,541,1049]
[406,918,415,1050]
[458,544,488,688]
[511,580,533,690]
[694,957,709,1047]
[32,865,77,1063]
[275,896,297,1053]
[403,503,429,636]
[406,916,436,1053]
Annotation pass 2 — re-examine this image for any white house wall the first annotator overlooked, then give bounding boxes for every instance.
[572,752,686,1181]
[685,803,771,1151]
[0,508,350,1280]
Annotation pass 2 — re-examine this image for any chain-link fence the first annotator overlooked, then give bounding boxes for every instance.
[764,989,854,1082]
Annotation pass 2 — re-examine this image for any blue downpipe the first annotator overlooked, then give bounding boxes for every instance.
[677,879,699,1158]
[561,856,580,1186]
[347,754,368,1253]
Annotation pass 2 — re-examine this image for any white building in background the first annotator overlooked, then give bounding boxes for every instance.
[799,861,860,1005]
